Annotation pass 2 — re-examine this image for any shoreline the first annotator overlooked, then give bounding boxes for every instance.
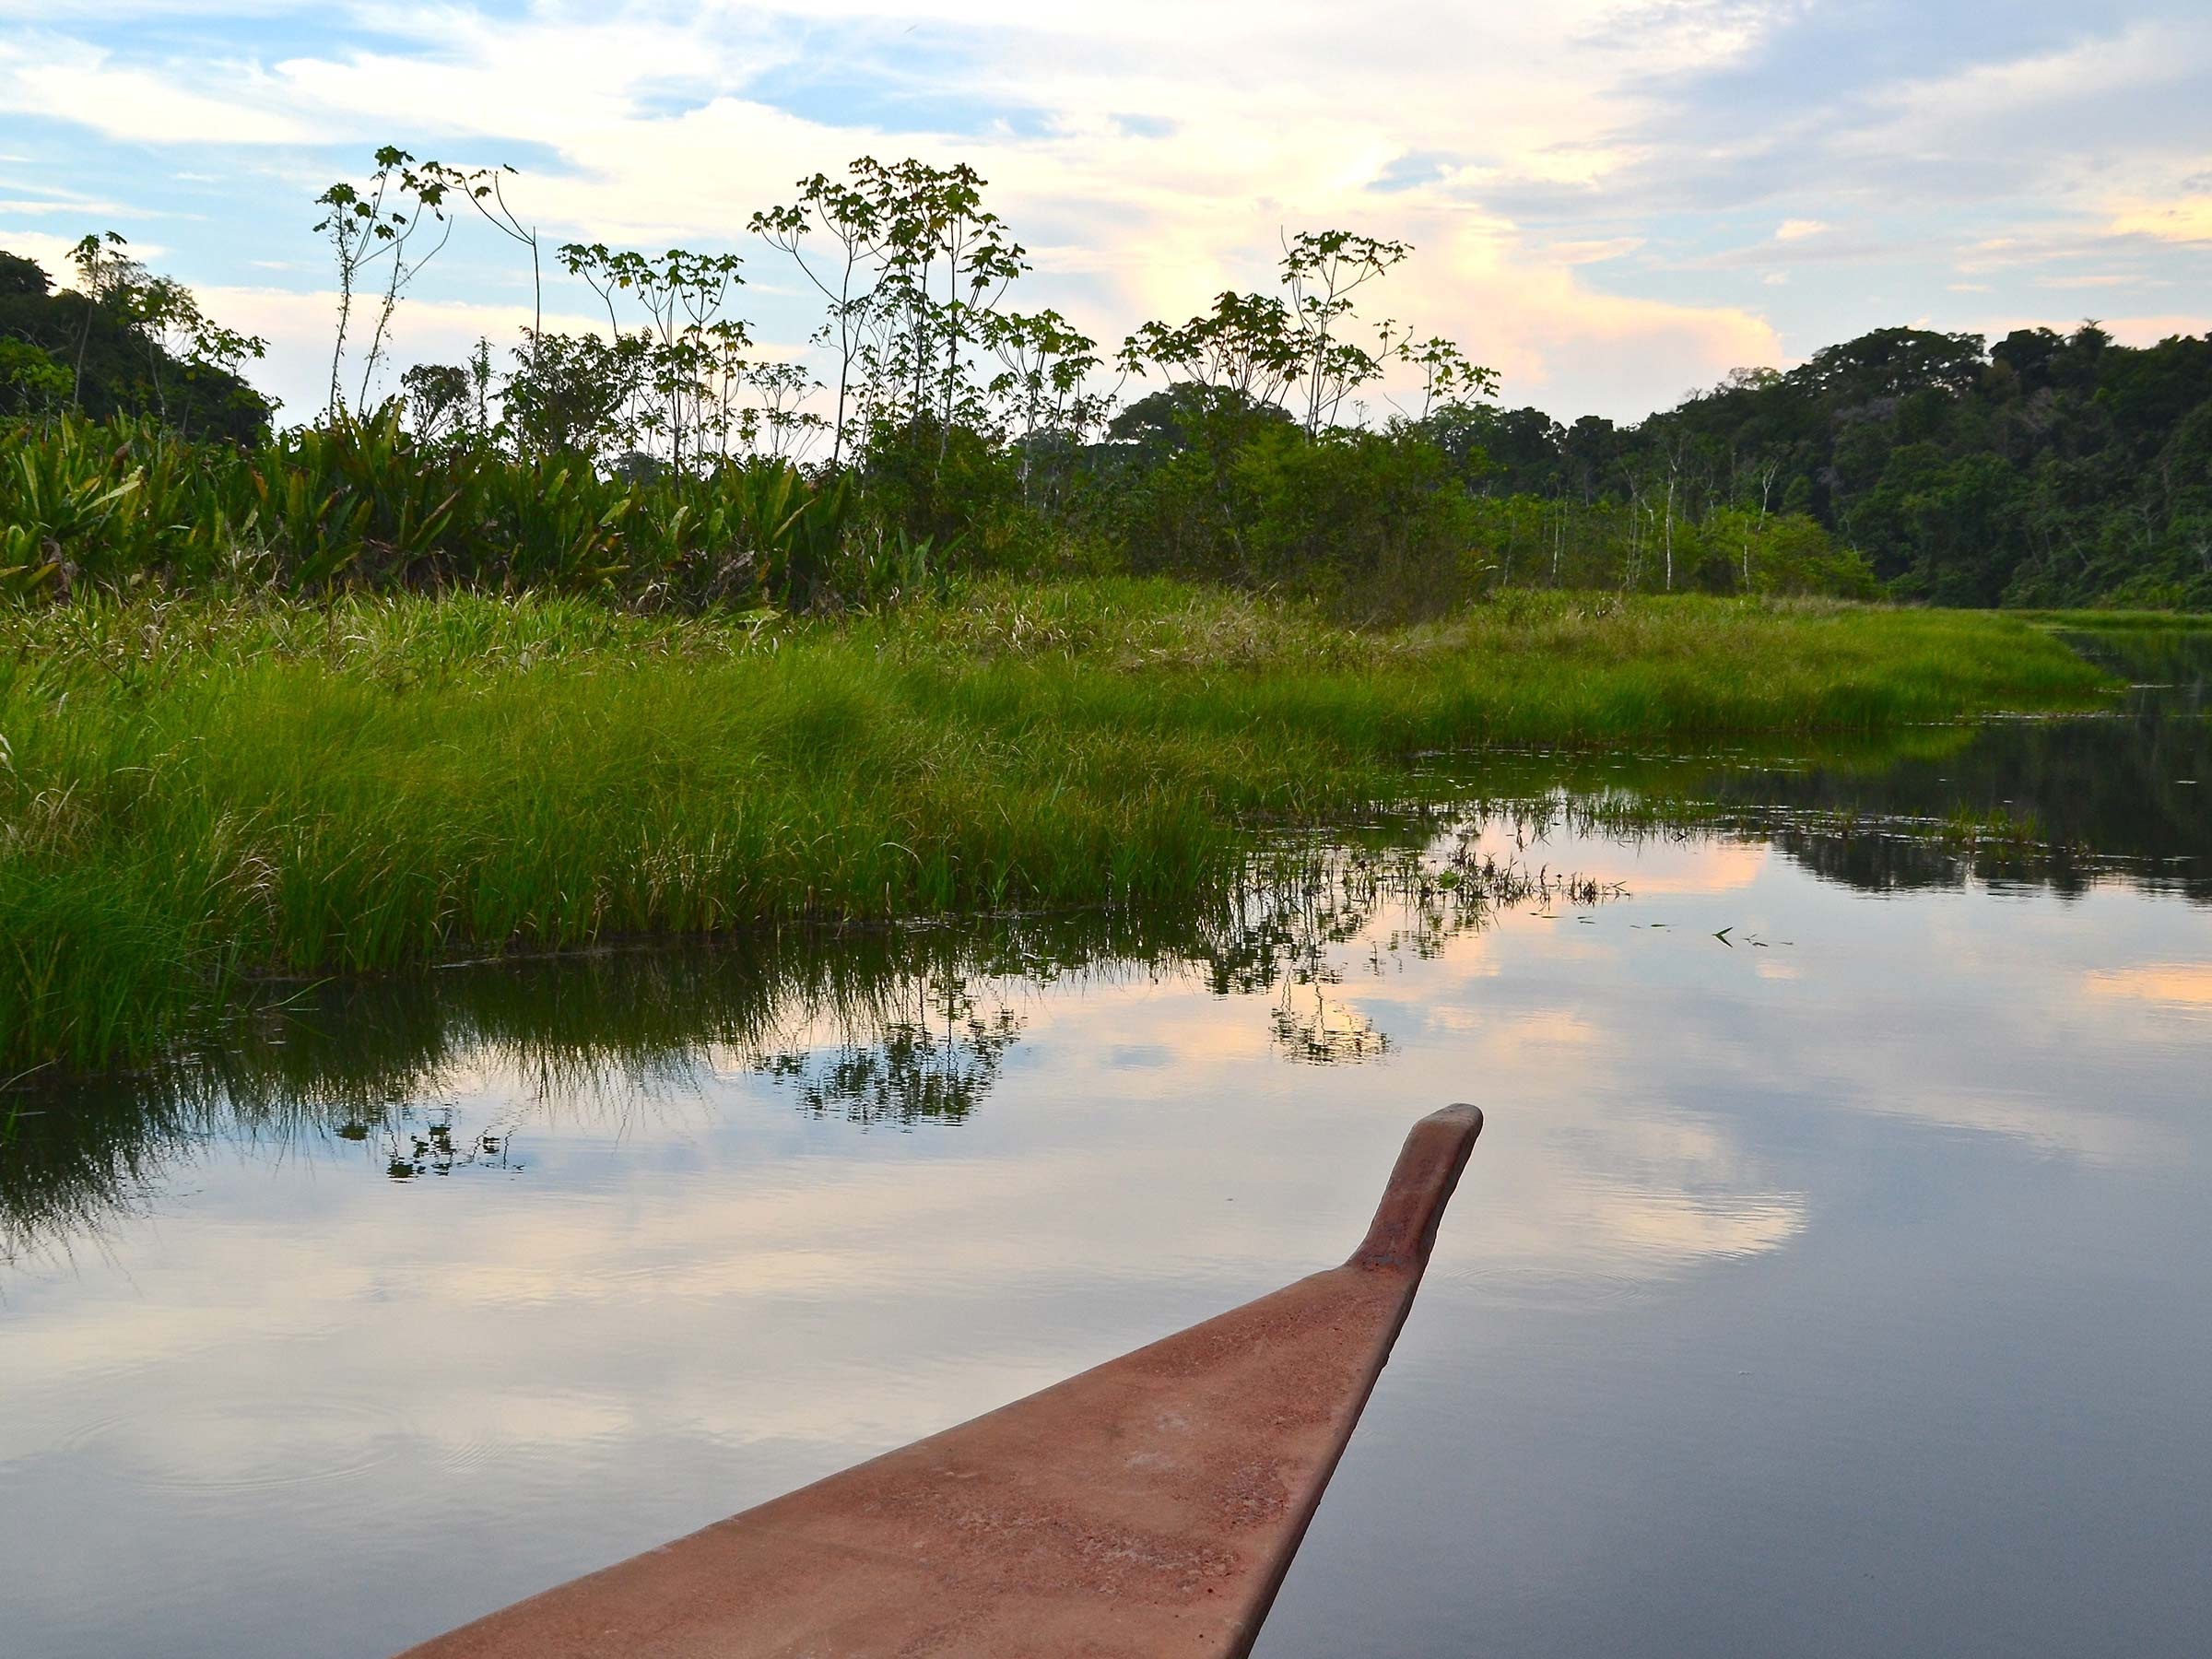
[1,580,2114,1077]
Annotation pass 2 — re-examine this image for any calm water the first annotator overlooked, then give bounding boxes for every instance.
[4,632,2208,1658]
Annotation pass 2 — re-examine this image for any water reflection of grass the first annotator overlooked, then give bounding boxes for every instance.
[2,832,1583,1258]
[1,582,2108,1076]
[1467,783,2150,901]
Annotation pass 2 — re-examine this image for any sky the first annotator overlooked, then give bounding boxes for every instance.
[3,0,2207,426]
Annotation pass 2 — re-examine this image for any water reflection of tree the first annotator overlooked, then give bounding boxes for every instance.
[1250,822,1614,1063]
[1694,633,2210,902]
[1486,629,2211,904]
[761,968,1029,1127]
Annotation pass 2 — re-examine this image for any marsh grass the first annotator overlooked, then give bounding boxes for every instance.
[1,581,2111,1074]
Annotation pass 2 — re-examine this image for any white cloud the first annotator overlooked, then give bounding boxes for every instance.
[0,226,170,273]
[1545,237,1647,265]
[0,37,309,145]
[2097,313,2212,346]
[0,1,1818,419]
[1868,19,2201,132]
[192,286,611,418]
[0,228,91,274]
[4,3,2206,419]
[2108,194,2212,245]
[0,196,141,219]
[2035,272,2164,289]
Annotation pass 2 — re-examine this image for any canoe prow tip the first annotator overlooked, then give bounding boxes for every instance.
[1348,1101,1483,1271]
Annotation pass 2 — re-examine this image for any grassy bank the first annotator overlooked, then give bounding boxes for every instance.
[2013,608,2212,633]
[2,581,2110,1076]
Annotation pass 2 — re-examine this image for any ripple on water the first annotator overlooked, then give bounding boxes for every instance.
[1453,1266,1659,1312]
[58,1394,406,1495]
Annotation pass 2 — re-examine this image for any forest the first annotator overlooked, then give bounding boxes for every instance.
[2,148,2206,612]
[1454,324,2212,609]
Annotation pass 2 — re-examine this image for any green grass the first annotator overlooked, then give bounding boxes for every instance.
[1,580,2113,1076]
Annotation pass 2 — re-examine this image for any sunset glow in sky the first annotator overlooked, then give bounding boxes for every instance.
[5,0,2206,423]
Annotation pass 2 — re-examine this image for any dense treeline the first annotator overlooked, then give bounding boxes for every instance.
[3,147,2204,610]
[1454,325,2212,608]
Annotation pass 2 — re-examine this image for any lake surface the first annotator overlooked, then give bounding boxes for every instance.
[5,629,2208,1658]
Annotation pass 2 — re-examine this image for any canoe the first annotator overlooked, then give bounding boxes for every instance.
[400,1102,1483,1658]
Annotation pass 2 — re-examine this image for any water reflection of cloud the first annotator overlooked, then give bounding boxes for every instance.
[1604,841,1771,896]
[1460,1121,1808,1296]
[2083,962,2212,1014]
[1457,821,1771,896]
[4,1053,1808,1509]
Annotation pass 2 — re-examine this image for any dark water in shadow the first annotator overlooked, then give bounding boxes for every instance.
[4,629,2208,1658]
